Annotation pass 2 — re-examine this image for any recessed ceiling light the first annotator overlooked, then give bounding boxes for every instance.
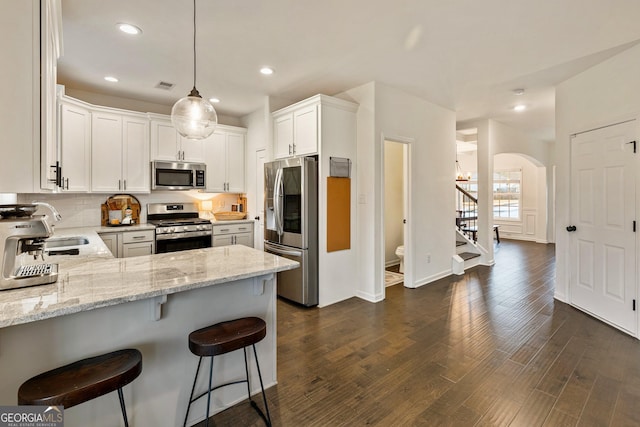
[117,23,142,35]
[104,76,119,83]
[260,66,274,75]
[209,98,220,103]
[513,88,525,96]
[513,104,526,112]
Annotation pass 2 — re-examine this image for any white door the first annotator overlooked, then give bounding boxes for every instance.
[255,149,267,250]
[570,120,636,334]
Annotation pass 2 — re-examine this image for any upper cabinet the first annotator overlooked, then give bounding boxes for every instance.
[273,103,318,159]
[149,116,205,163]
[91,110,149,193]
[0,0,60,193]
[59,99,91,192]
[272,95,358,161]
[203,125,247,193]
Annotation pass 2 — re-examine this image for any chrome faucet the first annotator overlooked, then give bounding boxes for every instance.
[31,202,62,221]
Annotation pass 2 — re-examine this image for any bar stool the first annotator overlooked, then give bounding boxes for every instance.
[18,349,142,427]
[184,317,271,427]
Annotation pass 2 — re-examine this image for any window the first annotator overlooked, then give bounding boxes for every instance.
[493,169,521,220]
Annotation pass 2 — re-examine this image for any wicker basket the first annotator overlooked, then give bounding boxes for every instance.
[213,211,247,221]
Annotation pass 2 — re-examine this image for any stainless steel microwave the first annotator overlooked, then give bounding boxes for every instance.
[151,161,206,191]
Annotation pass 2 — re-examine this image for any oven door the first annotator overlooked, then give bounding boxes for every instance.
[155,234,212,253]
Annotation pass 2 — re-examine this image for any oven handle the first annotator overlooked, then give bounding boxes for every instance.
[155,231,212,241]
[264,242,302,257]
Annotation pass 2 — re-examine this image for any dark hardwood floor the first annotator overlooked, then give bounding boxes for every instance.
[202,240,640,426]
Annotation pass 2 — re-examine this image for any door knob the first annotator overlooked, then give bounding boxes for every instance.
[566,225,577,232]
[254,216,260,220]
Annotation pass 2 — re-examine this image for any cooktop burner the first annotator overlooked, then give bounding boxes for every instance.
[148,218,212,227]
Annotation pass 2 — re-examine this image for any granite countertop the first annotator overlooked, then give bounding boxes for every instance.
[211,219,255,225]
[0,231,298,328]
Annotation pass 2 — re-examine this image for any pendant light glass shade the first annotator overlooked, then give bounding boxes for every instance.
[171,87,217,140]
[171,0,217,140]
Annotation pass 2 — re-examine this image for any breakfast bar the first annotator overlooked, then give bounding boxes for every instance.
[0,236,298,426]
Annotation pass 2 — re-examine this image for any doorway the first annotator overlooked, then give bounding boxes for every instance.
[383,138,411,290]
[569,120,637,334]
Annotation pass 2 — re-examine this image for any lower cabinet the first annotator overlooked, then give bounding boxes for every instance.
[99,229,155,258]
[212,222,254,248]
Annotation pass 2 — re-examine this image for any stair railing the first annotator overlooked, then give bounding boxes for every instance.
[456,184,478,242]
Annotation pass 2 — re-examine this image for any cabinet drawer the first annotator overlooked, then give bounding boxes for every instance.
[122,229,155,243]
[212,223,253,235]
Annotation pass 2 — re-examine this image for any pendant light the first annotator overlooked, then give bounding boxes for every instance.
[171,0,217,140]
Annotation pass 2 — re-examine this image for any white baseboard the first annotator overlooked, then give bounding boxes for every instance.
[408,269,452,288]
[356,290,384,303]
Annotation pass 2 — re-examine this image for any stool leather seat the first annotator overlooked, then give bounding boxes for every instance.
[18,348,142,411]
[189,317,266,357]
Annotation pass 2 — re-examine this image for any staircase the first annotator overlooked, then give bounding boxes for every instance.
[454,184,481,271]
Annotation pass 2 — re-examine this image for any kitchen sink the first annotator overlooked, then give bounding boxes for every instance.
[45,236,90,248]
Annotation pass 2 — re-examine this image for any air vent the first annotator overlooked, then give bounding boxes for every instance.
[155,81,175,90]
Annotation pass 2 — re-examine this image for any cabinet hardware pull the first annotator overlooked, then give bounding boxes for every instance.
[124,180,127,190]
[118,179,122,190]
[293,144,296,154]
[220,229,230,232]
[65,178,69,190]
[132,236,145,239]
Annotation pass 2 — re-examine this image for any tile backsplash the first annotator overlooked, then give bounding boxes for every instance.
[18,191,242,229]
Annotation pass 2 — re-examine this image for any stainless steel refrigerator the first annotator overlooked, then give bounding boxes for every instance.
[264,156,318,306]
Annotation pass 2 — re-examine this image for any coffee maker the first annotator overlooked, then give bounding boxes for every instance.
[0,214,58,291]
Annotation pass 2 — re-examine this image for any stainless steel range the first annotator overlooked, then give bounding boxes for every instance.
[147,203,212,253]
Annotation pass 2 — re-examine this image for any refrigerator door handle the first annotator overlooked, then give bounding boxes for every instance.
[265,242,302,257]
[274,168,284,236]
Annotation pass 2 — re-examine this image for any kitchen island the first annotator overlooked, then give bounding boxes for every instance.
[0,234,298,426]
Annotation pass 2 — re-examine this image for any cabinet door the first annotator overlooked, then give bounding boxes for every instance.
[122,116,149,192]
[91,112,123,192]
[204,132,227,192]
[234,232,254,248]
[99,233,119,257]
[122,242,154,258]
[60,103,91,192]
[293,104,318,156]
[180,136,205,163]
[212,235,234,247]
[150,120,179,161]
[226,132,245,193]
[274,113,294,159]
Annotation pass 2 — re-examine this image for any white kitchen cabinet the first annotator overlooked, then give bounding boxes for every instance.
[0,0,59,193]
[99,233,119,257]
[59,100,91,192]
[150,117,205,162]
[204,125,247,193]
[99,229,154,258]
[91,111,149,193]
[40,0,63,191]
[273,101,318,159]
[212,222,254,248]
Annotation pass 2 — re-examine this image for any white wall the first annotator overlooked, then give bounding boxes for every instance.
[555,43,640,302]
[342,82,456,302]
[384,141,404,265]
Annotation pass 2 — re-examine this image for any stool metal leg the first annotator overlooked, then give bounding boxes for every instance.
[205,355,215,427]
[253,344,272,427]
[243,348,252,401]
[117,388,129,427]
[183,356,203,427]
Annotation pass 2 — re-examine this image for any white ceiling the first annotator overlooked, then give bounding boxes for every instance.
[58,0,640,143]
